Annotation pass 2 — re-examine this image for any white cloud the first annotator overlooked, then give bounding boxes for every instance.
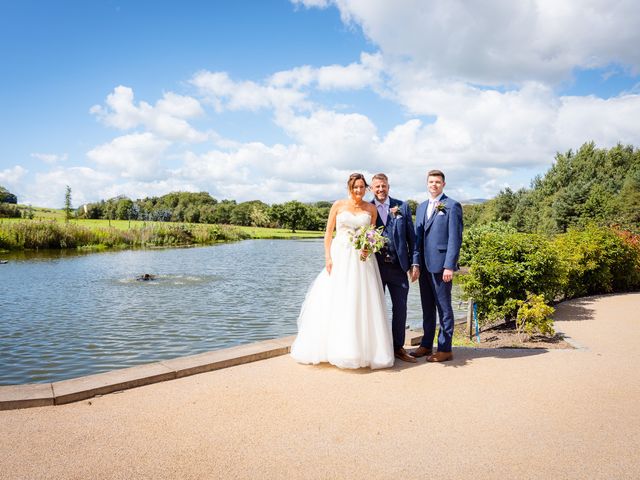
[86,133,171,180]
[90,86,207,142]
[177,144,347,203]
[268,52,383,91]
[20,2,640,209]
[0,165,28,186]
[191,71,308,113]
[23,167,113,208]
[192,52,383,116]
[319,0,640,85]
[276,109,379,166]
[291,0,331,8]
[30,153,68,164]
[556,94,640,150]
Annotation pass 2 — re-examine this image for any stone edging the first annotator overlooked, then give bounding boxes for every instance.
[0,331,425,411]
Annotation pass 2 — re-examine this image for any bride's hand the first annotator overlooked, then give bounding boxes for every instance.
[325,257,333,274]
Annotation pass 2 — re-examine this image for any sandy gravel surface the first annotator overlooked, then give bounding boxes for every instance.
[1,293,639,480]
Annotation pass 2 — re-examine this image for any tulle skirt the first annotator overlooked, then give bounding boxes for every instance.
[291,236,394,369]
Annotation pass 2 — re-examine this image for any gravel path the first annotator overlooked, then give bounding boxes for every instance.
[1,293,639,479]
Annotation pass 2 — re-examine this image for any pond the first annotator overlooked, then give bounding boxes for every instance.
[0,240,466,385]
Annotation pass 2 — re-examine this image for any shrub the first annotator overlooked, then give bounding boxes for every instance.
[461,232,560,326]
[515,293,555,340]
[0,203,21,218]
[459,221,517,266]
[553,224,640,298]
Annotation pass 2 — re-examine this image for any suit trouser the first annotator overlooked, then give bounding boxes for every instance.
[377,259,409,350]
[419,270,454,352]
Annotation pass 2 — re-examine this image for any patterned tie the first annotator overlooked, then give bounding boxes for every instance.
[377,203,387,225]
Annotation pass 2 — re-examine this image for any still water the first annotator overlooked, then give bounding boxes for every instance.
[0,240,465,385]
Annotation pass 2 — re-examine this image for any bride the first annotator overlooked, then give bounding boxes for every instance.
[290,173,394,369]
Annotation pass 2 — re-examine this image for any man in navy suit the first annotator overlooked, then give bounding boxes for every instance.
[412,170,463,362]
[371,173,420,363]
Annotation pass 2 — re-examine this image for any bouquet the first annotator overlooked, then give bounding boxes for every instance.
[350,225,387,261]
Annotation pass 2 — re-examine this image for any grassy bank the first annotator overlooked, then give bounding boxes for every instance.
[0,218,323,251]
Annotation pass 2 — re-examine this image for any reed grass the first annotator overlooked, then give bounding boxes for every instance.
[0,220,255,251]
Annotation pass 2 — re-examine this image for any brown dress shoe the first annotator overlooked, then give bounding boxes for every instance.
[426,351,453,362]
[409,346,433,358]
[394,348,418,363]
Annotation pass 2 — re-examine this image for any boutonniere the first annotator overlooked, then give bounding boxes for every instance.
[389,206,402,218]
[434,201,446,213]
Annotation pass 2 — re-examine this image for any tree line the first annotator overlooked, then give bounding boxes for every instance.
[457,142,640,337]
[464,142,640,233]
[3,141,638,234]
[78,192,332,232]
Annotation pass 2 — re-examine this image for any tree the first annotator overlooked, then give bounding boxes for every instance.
[464,143,640,233]
[492,187,518,223]
[64,185,72,223]
[406,199,418,216]
[211,200,236,224]
[279,201,310,232]
[617,168,640,228]
[0,185,17,204]
[115,197,134,220]
[231,200,269,226]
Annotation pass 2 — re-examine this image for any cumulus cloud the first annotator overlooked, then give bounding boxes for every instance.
[291,0,331,8]
[21,1,640,208]
[269,52,384,91]
[192,52,383,115]
[177,143,349,203]
[313,0,640,85]
[30,153,68,164]
[90,86,207,142]
[86,133,171,180]
[0,165,28,186]
[556,93,640,149]
[191,71,308,113]
[20,167,114,207]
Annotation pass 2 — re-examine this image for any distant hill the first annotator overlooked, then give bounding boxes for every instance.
[461,198,487,205]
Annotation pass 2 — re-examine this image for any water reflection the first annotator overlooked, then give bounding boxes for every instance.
[0,240,464,385]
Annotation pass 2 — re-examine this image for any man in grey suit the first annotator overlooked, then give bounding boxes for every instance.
[412,169,463,362]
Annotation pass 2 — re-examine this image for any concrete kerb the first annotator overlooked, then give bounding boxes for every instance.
[1,336,293,411]
[0,330,426,411]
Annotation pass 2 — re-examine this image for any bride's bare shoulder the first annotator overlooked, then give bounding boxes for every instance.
[332,199,348,213]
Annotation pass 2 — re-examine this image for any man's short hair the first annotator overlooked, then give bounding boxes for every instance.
[427,169,445,181]
[372,173,389,183]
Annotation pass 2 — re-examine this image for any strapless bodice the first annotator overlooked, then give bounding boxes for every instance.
[335,211,371,242]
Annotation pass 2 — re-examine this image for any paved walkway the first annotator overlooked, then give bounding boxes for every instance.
[1,293,639,479]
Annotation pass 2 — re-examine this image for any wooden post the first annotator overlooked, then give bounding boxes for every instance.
[467,298,474,339]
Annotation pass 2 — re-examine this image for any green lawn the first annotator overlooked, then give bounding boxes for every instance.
[3,208,324,240]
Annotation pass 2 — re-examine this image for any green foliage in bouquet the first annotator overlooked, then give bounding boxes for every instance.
[350,225,387,261]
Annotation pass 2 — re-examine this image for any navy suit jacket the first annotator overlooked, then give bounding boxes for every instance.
[415,194,463,273]
[373,197,417,273]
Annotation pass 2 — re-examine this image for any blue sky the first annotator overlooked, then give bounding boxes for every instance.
[1,0,639,208]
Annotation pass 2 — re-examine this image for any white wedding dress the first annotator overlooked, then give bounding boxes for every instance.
[291,211,394,369]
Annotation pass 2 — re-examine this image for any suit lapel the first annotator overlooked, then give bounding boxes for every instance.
[371,199,385,228]
[386,198,397,227]
[425,194,447,232]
